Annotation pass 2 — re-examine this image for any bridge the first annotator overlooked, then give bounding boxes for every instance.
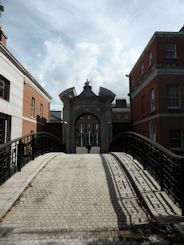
[0,132,184,244]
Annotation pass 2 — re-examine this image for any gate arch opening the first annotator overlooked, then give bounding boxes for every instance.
[75,113,100,153]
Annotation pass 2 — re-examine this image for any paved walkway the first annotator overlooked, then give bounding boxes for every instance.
[76,147,100,154]
[0,153,183,244]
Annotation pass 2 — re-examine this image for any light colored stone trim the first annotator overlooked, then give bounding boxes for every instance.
[22,116,45,125]
[133,113,184,126]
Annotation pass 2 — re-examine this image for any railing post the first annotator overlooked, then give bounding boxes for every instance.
[141,139,146,170]
[180,159,184,216]
[159,152,163,191]
[31,134,35,160]
[122,134,127,153]
[17,140,24,171]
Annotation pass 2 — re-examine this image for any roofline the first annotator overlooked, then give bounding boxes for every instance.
[129,31,184,77]
[129,32,156,76]
[0,42,52,100]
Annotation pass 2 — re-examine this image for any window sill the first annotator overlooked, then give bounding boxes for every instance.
[168,107,183,113]
[150,110,155,114]
[170,147,183,151]
[0,97,9,102]
[165,56,178,60]
[168,106,181,109]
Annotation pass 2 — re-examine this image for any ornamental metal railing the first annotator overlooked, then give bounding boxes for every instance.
[110,131,184,215]
[0,132,64,185]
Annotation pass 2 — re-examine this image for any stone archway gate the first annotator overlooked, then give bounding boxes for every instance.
[59,82,115,153]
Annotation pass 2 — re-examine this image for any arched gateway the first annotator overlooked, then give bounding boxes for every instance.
[59,81,115,153]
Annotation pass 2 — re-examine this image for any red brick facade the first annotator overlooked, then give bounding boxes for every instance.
[129,27,184,154]
[22,82,50,136]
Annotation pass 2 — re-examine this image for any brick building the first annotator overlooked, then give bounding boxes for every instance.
[0,27,51,144]
[129,26,184,154]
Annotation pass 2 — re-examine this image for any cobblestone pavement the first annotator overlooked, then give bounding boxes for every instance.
[0,153,183,244]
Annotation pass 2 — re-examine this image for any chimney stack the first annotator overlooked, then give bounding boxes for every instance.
[116,99,127,108]
[0,2,7,46]
[0,27,7,46]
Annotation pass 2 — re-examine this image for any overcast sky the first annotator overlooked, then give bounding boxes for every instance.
[1,0,184,109]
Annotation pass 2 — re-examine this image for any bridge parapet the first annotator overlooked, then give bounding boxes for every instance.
[0,132,64,185]
[110,131,184,215]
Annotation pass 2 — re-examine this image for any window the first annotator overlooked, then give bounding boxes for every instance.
[125,114,128,120]
[141,63,144,75]
[88,115,91,119]
[0,75,10,101]
[166,44,177,58]
[168,84,180,108]
[150,89,155,112]
[31,98,35,118]
[169,129,183,149]
[40,104,43,119]
[149,120,156,142]
[117,114,121,120]
[148,52,152,66]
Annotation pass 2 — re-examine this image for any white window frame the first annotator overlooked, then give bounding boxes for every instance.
[166,44,177,58]
[31,97,35,118]
[148,52,152,66]
[40,104,43,119]
[150,89,155,112]
[168,84,180,109]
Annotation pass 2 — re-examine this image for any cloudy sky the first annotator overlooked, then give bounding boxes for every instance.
[1,0,184,109]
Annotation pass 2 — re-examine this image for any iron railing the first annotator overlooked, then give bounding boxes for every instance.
[0,132,64,185]
[110,131,184,215]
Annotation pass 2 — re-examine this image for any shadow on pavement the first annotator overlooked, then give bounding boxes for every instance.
[100,154,127,229]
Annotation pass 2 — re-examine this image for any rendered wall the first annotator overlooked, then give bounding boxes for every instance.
[0,51,24,140]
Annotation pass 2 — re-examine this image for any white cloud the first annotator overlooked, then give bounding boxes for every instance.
[35,36,140,109]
